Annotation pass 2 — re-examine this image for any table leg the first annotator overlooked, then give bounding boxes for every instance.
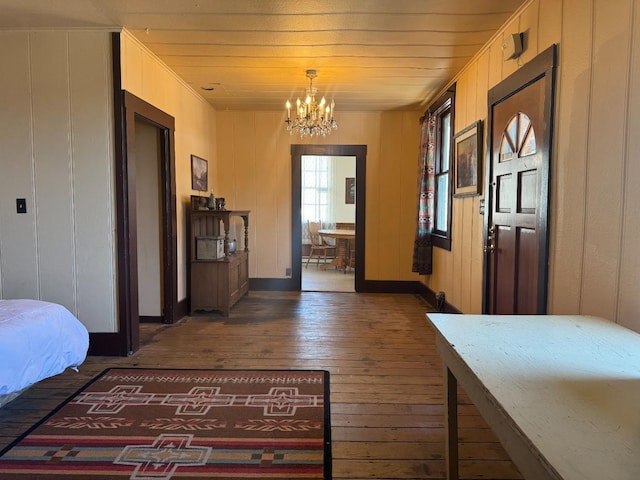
[320,238,348,271]
[444,366,459,480]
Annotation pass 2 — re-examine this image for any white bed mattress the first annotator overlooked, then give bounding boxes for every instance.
[0,299,89,395]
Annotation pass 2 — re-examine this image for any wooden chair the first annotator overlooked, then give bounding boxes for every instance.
[305,221,336,268]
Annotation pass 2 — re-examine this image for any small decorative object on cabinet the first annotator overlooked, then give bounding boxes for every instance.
[190,209,250,316]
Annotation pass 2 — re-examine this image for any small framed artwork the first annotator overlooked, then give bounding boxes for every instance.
[191,195,208,211]
[453,120,483,197]
[345,177,356,204]
[191,155,208,191]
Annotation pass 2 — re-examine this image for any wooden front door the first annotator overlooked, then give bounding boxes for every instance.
[484,46,557,314]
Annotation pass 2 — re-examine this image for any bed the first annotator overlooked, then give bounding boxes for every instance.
[0,299,89,405]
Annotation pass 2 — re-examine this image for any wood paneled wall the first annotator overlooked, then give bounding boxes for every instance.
[553,0,640,331]
[424,0,640,332]
[215,110,421,282]
[0,31,116,332]
[5,1,640,335]
[120,30,218,302]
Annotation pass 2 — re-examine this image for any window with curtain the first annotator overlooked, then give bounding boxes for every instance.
[413,88,455,275]
[432,93,454,250]
[301,156,334,243]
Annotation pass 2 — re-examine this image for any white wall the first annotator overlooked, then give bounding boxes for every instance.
[135,119,163,317]
[332,156,356,223]
[0,30,117,332]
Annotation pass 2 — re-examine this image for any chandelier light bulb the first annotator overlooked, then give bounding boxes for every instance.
[284,69,338,138]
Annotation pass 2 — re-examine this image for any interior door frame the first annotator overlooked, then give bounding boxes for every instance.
[482,44,557,313]
[97,33,178,356]
[291,144,367,292]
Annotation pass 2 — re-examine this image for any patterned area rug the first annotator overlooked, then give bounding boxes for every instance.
[0,368,331,479]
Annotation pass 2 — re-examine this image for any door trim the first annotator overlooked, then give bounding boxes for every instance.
[291,144,367,292]
[89,33,178,356]
[482,44,557,313]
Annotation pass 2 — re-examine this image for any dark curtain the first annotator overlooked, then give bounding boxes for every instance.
[412,112,436,275]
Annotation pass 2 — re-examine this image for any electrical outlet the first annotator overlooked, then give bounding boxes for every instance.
[285,267,292,276]
[16,198,27,214]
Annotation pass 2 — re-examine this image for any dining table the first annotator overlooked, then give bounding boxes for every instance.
[317,228,355,272]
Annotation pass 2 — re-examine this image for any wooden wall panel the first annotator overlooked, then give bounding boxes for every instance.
[214,110,420,281]
[548,0,592,314]
[471,51,491,313]
[581,0,632,319]
[68,32,117,330]
[539,0,562,50]
[424,0,570,314]
[519,0,540,66]
[0,32,38,299]
[359,113,382,279]
[430,0,640,328]
[121,30,217,300]
[254,112,281,277]
[31,33,76,308]
[377,114,403,277]
[0,31,116,332]
[619,3,640,331]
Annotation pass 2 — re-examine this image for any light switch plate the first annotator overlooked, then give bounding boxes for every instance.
[16,198,27,214]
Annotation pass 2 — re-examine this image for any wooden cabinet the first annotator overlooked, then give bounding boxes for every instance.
[190,210,250,316]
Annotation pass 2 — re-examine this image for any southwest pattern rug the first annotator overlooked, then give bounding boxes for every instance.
[0,368,331,479]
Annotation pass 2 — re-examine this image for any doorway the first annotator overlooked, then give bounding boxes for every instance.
[112,91,179,355]
[135,119,165,321]
[483,45,557,314]
[291,144,367,292]
[301,154,356,292]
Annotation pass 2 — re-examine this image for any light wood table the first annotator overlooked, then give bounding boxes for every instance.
[426,313,640,480]
[318,229,355,272]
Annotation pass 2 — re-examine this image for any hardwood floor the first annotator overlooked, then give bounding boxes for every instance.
[0,291,522,479]
[302,259,355,292]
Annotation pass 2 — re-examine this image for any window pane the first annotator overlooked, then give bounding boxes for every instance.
[441,112,451,171]
[436,174,449,232]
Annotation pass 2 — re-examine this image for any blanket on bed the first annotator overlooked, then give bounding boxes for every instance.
[0,299,89,395]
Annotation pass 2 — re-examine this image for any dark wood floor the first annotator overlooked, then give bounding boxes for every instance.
[0,291,522,479]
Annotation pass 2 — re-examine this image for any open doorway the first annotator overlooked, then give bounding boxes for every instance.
[300,154,356,292]
[291,144,367,292]
[134,119,165,320]
[110,91,179,355]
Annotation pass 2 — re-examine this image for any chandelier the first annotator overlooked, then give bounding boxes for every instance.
[285,69,337,138]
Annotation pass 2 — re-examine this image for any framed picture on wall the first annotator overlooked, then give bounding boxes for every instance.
[453,120,483,197]
[191,195,208,211]
[345,177,356,204]
[191,155,208,191]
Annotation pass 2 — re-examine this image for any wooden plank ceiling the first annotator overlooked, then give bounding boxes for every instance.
[0,0,526,111]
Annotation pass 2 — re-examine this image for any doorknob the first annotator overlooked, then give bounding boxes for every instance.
[483,243,495,253]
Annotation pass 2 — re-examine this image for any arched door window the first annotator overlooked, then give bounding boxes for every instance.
[500,112,537,161]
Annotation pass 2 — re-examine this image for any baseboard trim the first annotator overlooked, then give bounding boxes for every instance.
[418,287,462,314]
[359,280,426,294]
[88,333,130,356]
[223,277,461,314]
[176,298,189,320]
